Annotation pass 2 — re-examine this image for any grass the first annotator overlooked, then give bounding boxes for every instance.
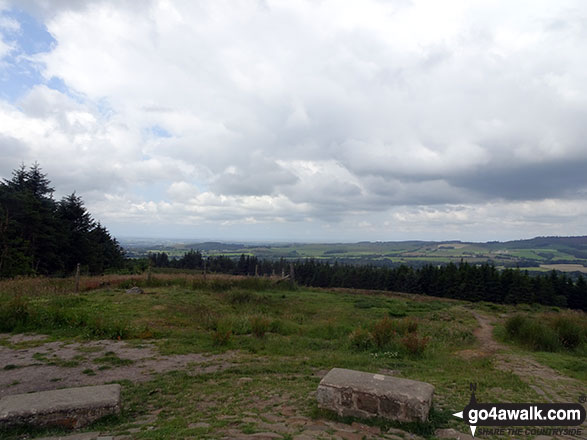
[0,274,584,439]
[503,312,586,352]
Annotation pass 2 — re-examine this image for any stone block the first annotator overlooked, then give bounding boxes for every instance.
[316,368,433,422]
[0,384,121,429]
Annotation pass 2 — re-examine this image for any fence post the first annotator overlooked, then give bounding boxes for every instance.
[290,262,295,283]
[75,263,80,293]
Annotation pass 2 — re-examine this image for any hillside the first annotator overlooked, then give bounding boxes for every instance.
[122,236,587,273]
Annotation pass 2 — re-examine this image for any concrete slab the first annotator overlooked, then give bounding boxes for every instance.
[0,384,121,429]
[317,368,434,422]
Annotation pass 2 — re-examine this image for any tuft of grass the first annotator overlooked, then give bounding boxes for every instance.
[348,328,373,351]
[250,315,270,338]
[95,352,134,366]
[401,333,429,356]
[371,317,396,349]
[505,312,586,352]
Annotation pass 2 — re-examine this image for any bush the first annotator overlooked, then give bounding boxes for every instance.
[552,316,583,349]
[392,317,418,335]
[401,333,429,356]
[228,316,252,335]
[505,314,527,337]
[517,319,560,352]
[269,319,298,336]
[371,317,396,349]
[349,328,373,351]
[250,315,270,338]
[212,319,232,345]
[0,295,30,331]
[506,313,585,352]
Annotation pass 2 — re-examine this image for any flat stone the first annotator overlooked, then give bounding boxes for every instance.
[125,287,144,294]
[0,384,121,429]
[250,433,283,439]
[316,368,434,423]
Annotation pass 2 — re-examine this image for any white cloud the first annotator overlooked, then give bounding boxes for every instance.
[1,0,587,240]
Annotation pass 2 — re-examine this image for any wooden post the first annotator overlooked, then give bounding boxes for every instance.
[281,267,285,278]
[203,258,207,281]
[147,260,152,285]
[255,264,258,277]
[75,263,80,293]
[290,263,295,283]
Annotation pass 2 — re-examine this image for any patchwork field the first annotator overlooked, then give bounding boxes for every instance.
[0,274,585,439]
[122,236,587,272]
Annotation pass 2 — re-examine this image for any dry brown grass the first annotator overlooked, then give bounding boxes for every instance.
[0,272,264,297]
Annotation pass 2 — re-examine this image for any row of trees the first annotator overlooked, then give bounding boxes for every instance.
[0,164,125,277]
[2,164,585,311]
[148,250,587,311]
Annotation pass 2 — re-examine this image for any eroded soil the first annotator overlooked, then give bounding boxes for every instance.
[0,334,235,398]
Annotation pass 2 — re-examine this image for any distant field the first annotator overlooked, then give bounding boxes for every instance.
[540,263,587,273]
[122,236,587,272]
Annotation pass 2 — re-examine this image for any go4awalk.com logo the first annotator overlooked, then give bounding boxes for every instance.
[453,384,586,437]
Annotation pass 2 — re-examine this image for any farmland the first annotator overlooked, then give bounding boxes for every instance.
[122,236,587,273]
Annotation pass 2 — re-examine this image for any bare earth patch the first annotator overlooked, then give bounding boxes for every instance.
[0,334,235,398]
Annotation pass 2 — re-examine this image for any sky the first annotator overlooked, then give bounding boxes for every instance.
[1,0,587,243]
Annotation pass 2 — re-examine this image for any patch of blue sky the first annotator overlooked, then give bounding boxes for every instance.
[134,182,169,203]
[3,9,55,55]
[149,125,173,138]
[0,8,55,102]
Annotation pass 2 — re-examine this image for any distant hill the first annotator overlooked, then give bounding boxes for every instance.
[121,236,587,273]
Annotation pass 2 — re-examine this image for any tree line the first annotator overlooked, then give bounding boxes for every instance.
[0,164,125,277]
[148,250,587,311]
[2,164,585,311]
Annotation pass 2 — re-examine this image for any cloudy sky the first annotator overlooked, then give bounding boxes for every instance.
[1,0,587,242]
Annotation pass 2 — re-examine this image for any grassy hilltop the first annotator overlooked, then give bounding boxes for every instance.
[1,273,585,439]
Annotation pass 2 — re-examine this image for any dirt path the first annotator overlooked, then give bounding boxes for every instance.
[467,311,587,440]
[468,311,584,404]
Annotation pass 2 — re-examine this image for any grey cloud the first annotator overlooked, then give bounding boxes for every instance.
[450,157,587,201]
[0,134,30,177]
[211,158,298,196]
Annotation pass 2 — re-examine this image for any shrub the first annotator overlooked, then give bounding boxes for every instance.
[269,319,298,336]
[401,333,429,356]
[393,317,418,335]
[552,316,583,349]
[229,316,252,335]
[212,318,232,345]
[371,317,396,349]
[505,313,585,352]
[0,295,30,331]
[250,315,271,338]
[349,328,373,351]
[517,319,560,352]
[505,314,527,337]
